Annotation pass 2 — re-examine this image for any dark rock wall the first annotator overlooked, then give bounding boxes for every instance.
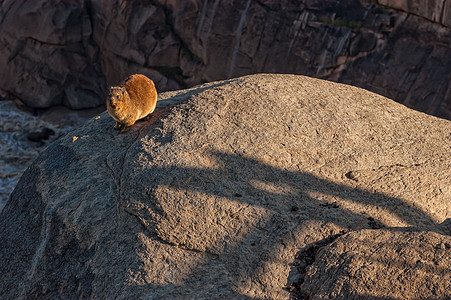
[379,0,451,26]
[0,0,449,118]
[0,0,106,109]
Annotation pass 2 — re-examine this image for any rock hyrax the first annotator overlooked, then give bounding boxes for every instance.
[106,74,158,132]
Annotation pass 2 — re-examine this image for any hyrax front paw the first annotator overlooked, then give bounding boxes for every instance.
[120,125,131,133]
[114,122,122,130]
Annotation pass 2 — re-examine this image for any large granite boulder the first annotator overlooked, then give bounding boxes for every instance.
[0,1,450,119]
[0,74,450,299]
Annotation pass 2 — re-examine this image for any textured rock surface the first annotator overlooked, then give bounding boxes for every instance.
[0,0,450,119]
[0,74,450,299]
[0,0,107,109]
[298,230,451,299]
[0,100,102,211]
[379,0,451,26]
[0,99,103,213]
[0,100,58,212]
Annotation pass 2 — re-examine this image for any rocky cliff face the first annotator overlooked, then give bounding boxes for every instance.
[1,74,450,299]
[0,0,450,119]
[379,0,451,26]
[0,0,106,109]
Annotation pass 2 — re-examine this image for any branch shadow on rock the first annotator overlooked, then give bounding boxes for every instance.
[127,149,447,299]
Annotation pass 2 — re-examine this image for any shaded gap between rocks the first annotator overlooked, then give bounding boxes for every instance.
[286,231,347,300]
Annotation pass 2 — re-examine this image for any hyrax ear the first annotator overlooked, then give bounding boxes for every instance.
[121,87,126,94]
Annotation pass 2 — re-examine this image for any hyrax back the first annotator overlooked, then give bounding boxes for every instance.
[106,74,158,132]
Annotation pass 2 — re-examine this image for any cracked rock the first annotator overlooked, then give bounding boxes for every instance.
[299,229,451,299]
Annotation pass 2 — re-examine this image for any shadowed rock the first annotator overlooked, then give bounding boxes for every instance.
[0,74,449,299]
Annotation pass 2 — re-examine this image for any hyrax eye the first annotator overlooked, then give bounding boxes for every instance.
[116,95,120,99]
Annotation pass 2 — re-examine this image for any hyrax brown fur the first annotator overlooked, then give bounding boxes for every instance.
[106,74,158,132]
